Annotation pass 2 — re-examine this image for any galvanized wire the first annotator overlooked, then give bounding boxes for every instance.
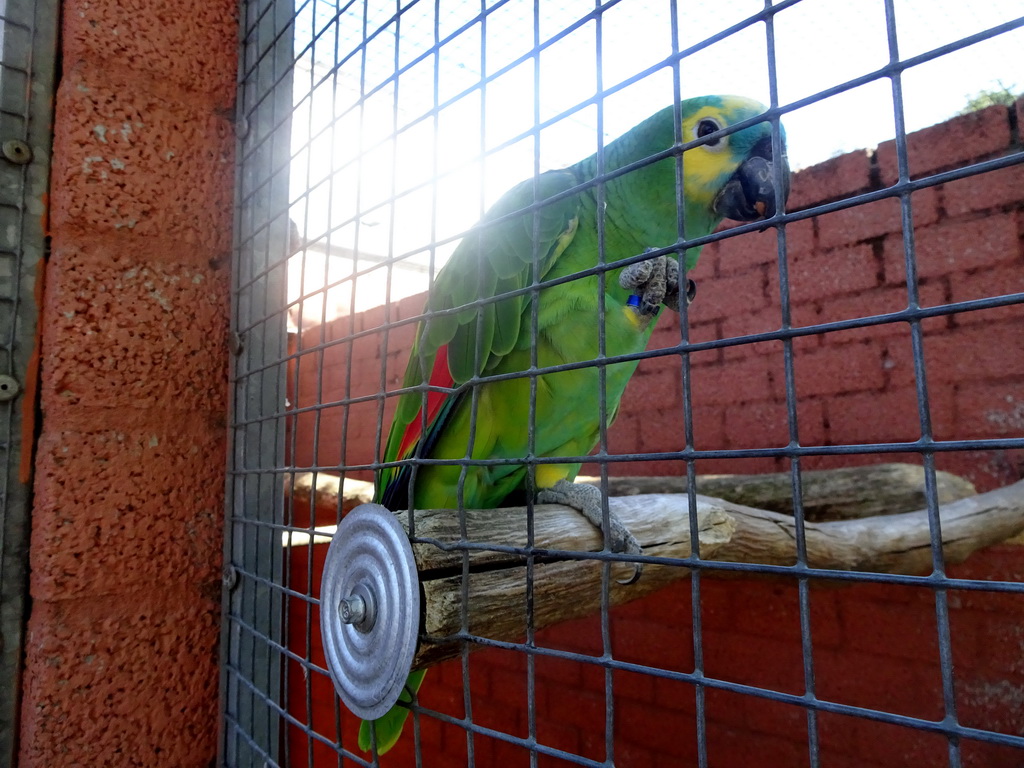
[226,1,1024,766]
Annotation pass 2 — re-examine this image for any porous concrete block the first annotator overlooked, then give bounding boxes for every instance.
[41,242,230,412]
[50,68,235,251]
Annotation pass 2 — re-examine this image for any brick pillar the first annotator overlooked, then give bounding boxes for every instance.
[18,1,237,765]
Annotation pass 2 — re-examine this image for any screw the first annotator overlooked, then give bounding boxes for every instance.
[2,139,32,165]
[339,594,366,625]
[0,375,20,402]
[222,565,239,591]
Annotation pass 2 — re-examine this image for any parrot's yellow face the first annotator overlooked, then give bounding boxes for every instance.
[678,95,788,220]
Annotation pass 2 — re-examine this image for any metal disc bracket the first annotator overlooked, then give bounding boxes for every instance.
[319,503,420,720]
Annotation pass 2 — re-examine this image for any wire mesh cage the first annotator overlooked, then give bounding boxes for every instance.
[225,1,1024,766]
[0,1,57,764]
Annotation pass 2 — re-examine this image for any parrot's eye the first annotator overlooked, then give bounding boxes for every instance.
[694,118,724,150]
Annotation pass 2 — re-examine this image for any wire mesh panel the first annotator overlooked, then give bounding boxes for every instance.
[225,0,296,763]
[0,1,57,764]
[225,0,1024,766]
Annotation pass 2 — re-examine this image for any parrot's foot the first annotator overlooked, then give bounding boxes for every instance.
[619,249,697,316]
[537,479,643,585]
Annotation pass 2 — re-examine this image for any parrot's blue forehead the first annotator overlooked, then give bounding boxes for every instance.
[681,95,780,139]
[686,94,729,111]
[682,94,763,118]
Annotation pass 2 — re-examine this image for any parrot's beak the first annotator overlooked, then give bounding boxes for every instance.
[712,136,789,222]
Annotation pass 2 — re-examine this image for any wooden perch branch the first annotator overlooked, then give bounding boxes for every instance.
[292,465,1015,672]
[288,463,976,523]
[705,479,1024,572]
[577,463,976,521]
[289,473,373,515]
[406,479,1024,670]
[409,495,734,667]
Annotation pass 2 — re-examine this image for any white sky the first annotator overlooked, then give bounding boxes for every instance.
[286,0,1023,326]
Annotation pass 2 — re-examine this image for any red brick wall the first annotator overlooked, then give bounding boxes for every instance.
[291,101,1024,766]
[19,2,237,765]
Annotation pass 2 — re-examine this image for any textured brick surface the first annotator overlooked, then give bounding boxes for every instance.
[690,354,778,405]
[688,267,768,321]
[31,426,224,600]
[875,103,1013,184]
[19,592,220,768]
[925,321,1024,384]
[901,212,1020,279]
[42,243,230,410]
[21,1,237,765]
[787,148,873,210]
[769,243,879,306]
[955,381,1024,439]
[794,337,887,398]
[289,102,1024,768]
[61,0,237,105]
[888,260,1016,310]
[943,162,1024,217]
[51,68,235,251]
[817,187,940,251]
[713,224,784,273]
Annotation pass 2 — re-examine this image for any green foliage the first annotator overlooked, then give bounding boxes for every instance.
[957,82,1018,116]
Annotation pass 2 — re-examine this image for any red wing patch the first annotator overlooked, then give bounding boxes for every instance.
[396,344,454,460]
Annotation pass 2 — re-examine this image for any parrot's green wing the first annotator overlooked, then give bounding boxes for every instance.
[376,169,582,509]
[424,170,582,382]
[364,171,582,755]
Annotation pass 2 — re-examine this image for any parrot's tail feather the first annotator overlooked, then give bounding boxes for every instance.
[357,669,427,754]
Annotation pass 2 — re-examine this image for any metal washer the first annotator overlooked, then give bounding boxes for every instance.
[319,503,420,720]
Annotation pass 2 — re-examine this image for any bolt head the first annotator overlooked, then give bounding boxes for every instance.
[339,594,366,625]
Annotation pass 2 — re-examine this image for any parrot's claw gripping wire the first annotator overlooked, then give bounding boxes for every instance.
[537,479,643,585]
[619,248,695,317]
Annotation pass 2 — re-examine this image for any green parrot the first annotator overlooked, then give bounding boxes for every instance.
[358,94,788,753]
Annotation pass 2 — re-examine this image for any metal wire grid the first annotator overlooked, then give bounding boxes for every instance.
[0,1,57,765]
[225,1,1024,766]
